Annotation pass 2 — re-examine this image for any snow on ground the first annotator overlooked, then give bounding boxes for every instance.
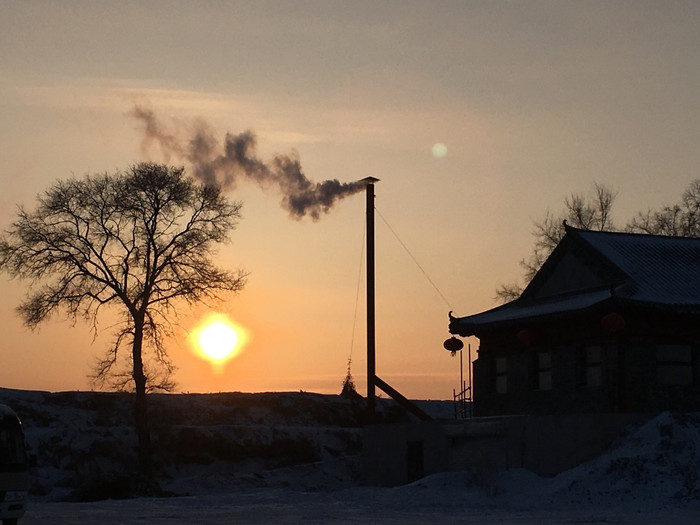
[21,473,700,524]
[2,388,700,523]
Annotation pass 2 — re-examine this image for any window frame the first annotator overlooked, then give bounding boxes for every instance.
[656,344,694,387]
[495,357,508,394]
[583,345,603,389]
[534,351,553,391]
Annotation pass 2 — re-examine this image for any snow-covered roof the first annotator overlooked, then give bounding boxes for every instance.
[574,228,700,305]
[450,288,613,333]
[450,227,700,336]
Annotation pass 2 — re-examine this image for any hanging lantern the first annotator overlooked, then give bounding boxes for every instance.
[601,312,626,333]
[517,328,537,345]
[444,337,464,353]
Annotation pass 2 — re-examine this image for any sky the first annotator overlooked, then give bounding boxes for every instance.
[0,1,698,400]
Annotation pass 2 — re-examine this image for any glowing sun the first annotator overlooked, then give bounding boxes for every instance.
[192,314,248,368]
[199,321,238,360]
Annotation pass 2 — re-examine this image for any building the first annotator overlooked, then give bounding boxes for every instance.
[364,226,700,486]
[449,225,700,416]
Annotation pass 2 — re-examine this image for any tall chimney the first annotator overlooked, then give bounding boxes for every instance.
[360,177,379,413]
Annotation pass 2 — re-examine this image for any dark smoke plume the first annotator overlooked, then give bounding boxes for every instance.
[130,105,365,220]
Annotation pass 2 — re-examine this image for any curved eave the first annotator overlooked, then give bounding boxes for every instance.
[611,297,700,316]
[449,289,614,337]
[450,292,700,338]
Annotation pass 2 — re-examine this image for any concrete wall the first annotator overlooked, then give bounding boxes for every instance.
[362,421,450,486]
[362,412,643,486]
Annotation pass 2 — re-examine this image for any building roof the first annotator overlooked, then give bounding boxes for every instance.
[571,228,700,304]
[449,226,700,337]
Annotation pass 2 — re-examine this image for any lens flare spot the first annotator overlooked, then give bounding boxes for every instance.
[432,143,448,158]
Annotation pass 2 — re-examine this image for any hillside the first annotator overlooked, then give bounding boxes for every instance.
[0,388,384,501]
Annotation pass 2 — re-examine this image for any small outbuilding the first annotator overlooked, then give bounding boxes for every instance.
[449,225,700,416]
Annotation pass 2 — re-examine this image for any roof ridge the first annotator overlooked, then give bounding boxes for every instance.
[569,226,700,242]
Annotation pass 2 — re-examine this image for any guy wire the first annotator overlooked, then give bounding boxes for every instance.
[348,217,366,369]
[375,206,454,311]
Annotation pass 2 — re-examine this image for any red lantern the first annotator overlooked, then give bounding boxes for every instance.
[443,337,464,352]
[601,312,626,333]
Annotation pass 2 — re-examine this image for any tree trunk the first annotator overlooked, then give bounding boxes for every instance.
[132,318,152,476]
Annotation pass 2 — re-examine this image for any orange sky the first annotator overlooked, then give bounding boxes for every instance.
[1,2,699,399]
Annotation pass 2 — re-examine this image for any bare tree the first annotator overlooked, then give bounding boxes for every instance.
[0,163,247,474]
[496,182,617,302]
[627,179,700,237]
[496,180,700,303]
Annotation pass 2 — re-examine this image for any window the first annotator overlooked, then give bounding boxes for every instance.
[656,345,693,386]
[495,357,507,394]
[535,352,552,391]
[584,346,603,388]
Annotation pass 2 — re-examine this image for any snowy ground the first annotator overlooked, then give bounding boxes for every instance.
[2,388,699,523]
[21,483,700,524]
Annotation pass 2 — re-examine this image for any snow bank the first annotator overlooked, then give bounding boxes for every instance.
[1,388,699,522]
[549,411,700,507]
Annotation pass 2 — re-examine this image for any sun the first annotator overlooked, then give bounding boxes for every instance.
[199,321,238,360]
[191,313,248,369]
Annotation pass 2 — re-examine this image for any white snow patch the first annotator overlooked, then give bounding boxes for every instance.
[1,389,699,523]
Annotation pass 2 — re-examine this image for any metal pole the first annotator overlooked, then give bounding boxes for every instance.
[468,343,473,418]
[460,348,464,402]
[453,388,457,420]
[366,180,376,414]
[461,348,467,418]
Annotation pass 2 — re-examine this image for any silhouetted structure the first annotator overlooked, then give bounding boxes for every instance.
[361,177,432,422]
[450,225,700,416]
